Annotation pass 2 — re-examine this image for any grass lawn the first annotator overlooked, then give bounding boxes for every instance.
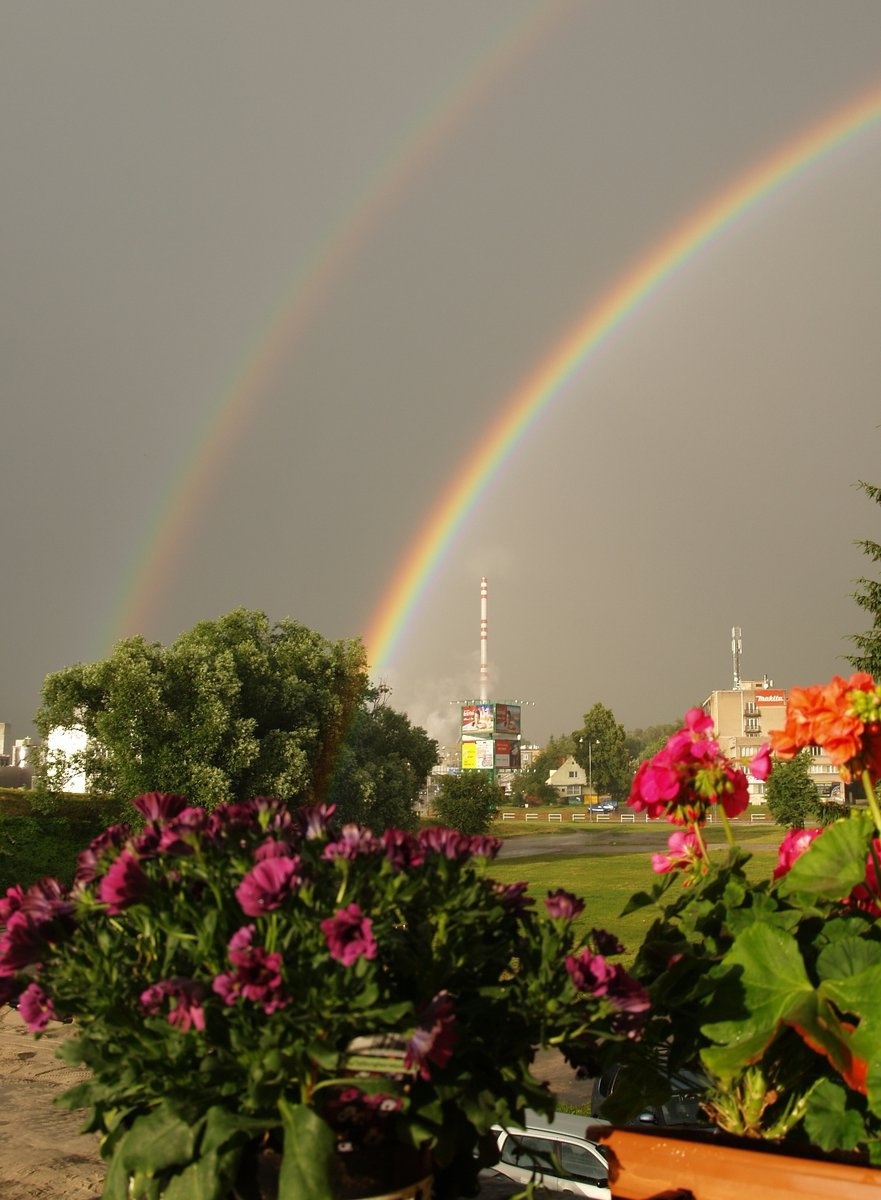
[481,840,780,961]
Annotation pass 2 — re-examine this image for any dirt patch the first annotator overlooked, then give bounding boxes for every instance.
[0,1007,103,1199]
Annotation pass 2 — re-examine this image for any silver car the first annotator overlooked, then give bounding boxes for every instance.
[488,1110,611,1198]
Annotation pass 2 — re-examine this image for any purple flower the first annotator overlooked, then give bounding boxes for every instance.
[321,903,377,966]
[75,824,131,885]
[591,928,625,957]
[97,850,149,914]
[323,825,381,861]
[255,838,296,861]
[18,983,58,1032]
[140,978,205,1032]
[566,949,616,995]
[405,992,457,1080]
[382,829,425,870]
[213,926,288,1013]
[297,803,336,840]
[132,792,190,823]
[418,827,470,860]
[465,834,502,859]
[157,807,208,855]
[0,912,46,975]
[544,889,585,920]
[0,885,25,923]
[235,856,301,916]
[491,881,535,914]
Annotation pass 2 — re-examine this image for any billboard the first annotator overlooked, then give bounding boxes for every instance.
[461,738,495,770]
[494,739,521,770]
[462,703,494,734]
[494,703,521,736]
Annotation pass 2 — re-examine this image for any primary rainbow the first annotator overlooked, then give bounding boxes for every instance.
[364,80,881,672]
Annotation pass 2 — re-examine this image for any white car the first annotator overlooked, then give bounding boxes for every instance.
[488,1110,611,1198]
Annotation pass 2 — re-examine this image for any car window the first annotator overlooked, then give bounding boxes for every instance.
[560,1143,607,1184]
[500,1135,607,1187]
[499,1134,556,1172]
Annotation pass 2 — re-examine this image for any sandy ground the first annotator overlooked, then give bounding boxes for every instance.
[0,1006,104,1200]
[0,1006,591,1200]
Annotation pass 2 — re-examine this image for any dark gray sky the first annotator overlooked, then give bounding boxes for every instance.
[3,2,881,754]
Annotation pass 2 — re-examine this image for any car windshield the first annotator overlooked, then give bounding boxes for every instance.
[500,1134,607,1184]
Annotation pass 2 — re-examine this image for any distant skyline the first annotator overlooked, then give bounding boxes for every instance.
[2,2,881,755]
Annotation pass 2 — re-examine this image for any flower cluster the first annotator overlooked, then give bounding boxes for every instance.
[0,794,646,1199]
[769,671,881,781]
[628,707,765,828]
[599,677,881,1165]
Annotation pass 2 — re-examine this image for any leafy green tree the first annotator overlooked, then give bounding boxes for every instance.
[765,751,824,829]
[326,687,438,830]
[847,478,881,677]
[509,734,576,806]
[574,704,631,799]
[34,609,368,810]
[433,772,502,834]
[624,722,681,765]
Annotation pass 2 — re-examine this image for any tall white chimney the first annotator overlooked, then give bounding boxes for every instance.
[480,577,488,701]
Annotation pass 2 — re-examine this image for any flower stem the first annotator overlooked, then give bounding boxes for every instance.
[863,768,881,836]
[717,805,737,852]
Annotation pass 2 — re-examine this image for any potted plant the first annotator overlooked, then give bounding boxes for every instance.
[0,793,649,1199]
[590,673,881,1198]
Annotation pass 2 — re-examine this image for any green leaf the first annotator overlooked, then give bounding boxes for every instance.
[118,1104,199,1174]
[777,813,874,901]
[701,923,814,1079]
[277,1098,335,1200]
[802,1078,866,1152]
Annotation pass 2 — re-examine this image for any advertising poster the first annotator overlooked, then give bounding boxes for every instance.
[462,703,494,733]
[494,740,521,770]
[494,703,521,736]
[461,739,494,770]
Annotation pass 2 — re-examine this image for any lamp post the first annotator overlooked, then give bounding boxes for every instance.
[580,737,600,798]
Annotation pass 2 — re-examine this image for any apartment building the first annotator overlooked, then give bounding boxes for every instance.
[702,679,841,802]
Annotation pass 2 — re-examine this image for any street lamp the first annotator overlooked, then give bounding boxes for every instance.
[580,737,600,797]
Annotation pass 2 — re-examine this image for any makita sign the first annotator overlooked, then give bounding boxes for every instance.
[755,689,786,706]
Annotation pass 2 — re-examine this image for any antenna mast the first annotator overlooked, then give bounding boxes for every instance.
[732,626,742,690]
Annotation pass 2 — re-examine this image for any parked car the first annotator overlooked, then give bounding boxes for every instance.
[485,1109,611,1198]
[591,1062,715,1134]
[587,799,617,814]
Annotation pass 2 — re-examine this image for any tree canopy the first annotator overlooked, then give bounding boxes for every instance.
[35,609,436,824]
[573,703,632,799]
[764,751,825,830]
[433,772,502,834]
[848,478,881,678]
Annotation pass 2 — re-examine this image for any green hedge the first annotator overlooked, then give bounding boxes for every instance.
[0,793,126,892]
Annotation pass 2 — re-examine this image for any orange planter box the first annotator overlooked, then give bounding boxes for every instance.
[596,1127,881,1200]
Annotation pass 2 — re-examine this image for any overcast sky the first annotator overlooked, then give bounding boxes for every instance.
[3,1,881,755]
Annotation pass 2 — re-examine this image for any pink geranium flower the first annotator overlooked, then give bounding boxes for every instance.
[773,827,824,879]
[18,982,58,1032]
[651,829,704,875]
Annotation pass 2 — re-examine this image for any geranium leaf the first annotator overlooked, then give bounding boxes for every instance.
[777,813,874,900]
[701,923,814,1079]
[277,1098,335,1200]
[802,1079,866,1152]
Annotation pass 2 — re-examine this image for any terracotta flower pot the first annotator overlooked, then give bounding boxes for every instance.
[596,1126,880,1200]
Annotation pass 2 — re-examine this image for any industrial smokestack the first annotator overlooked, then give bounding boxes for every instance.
[480,577,488,701]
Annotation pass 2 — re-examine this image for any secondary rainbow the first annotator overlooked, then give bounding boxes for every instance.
[105,2,572,651]
[364,80,881,672]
